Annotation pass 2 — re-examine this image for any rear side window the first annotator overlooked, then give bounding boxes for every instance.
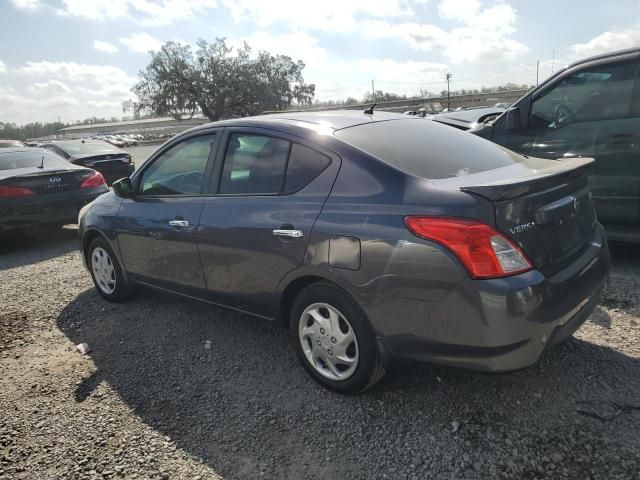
[284,144,331,193]
[218,134,331,195]
[334,119,525,179]
[220,134,291,194]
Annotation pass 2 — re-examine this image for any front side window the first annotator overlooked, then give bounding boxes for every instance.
[530,60,638,129]
[219,134,290,194]
[139,134,216,195]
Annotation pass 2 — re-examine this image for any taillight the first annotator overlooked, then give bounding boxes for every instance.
[0,185,34,197]
[80,171,106,188]
[404,216,533,279]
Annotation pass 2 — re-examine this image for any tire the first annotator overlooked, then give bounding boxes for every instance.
[87,236,134,302]
[290,282,385,394]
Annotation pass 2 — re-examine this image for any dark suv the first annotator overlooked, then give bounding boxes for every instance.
[472,48,640,242]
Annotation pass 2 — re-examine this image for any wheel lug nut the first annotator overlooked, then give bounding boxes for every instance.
[328,350,333,356]
[331,337,336,344]
[316,340,321,346]
[320,328,325,335]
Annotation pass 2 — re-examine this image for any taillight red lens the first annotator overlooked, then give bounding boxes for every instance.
[404,216,533,279]
[0,185,34,197]
[80,171,106,188]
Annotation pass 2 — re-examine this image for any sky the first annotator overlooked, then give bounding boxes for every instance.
[1,0,640,125]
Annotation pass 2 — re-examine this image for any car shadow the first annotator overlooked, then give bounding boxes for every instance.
[57,286,640,479]
[0,225,79,270]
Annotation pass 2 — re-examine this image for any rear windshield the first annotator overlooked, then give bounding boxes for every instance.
[0,150,68,170]
[334,119,525,179]
[54,141,120,155]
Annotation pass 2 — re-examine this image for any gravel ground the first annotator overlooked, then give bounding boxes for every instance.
[1,228,639,480]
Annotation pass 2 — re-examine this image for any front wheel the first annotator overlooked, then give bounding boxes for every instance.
[87,236,134,302]
[290,282,385,393]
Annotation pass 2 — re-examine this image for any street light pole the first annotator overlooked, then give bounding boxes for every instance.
[445,73,452,110]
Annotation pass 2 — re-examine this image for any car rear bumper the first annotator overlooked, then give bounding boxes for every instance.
[0,187,107,232]
[366,224,610,372]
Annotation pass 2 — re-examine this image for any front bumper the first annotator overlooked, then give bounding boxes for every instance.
[366,224,610,372]
[0,187,107,232]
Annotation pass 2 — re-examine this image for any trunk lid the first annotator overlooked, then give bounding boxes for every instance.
[70,152,131,168]
[431,156,597,276]
[1,168,93,195]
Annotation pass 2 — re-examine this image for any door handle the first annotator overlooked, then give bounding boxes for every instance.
[169,219,190,227]
[272,229,304,238]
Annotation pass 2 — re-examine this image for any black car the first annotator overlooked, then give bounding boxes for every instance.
[0,148,108,234]
[42,140,134,185]
[79,111,609,393]
[471,48,640,242]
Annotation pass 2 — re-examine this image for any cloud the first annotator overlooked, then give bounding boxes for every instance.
[52,0,415,29]
[362,0,527,63]
[228,31,329,66]
[56,0,218,26]
[93,40,119,54]
[8,0,43,10]
[314,58,449,100]
[29,79,73,95]
[570,26,640,59]
[119,32,163,53]
[220,0,414,32]
[3,60,136,124]
[0,60,6,74]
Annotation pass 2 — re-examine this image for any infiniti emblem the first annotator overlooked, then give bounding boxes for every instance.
[573,197,581,212]
[49,177,61,183]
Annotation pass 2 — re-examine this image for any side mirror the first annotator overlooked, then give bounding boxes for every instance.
[506,107,521,131]
[112,177,134,198]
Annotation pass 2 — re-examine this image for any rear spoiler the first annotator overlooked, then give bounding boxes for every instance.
[459,157,594,202]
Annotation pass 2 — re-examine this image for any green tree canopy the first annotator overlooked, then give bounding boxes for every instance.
[130,38,316,121]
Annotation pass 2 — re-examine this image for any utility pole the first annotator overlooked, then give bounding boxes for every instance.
[445,73,452,110]
[536,60,540,85]
[371,79,376,102]
[551,49,555,74]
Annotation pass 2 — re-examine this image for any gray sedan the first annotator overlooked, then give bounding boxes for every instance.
[78,110,609,393]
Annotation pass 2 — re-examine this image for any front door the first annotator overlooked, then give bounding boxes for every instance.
[197,129,339,317]
[116,132,219,293]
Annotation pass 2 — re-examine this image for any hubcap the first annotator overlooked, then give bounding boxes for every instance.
[91,247,116,294]
[298,303,359,381]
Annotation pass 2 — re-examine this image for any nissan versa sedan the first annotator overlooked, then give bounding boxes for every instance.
[1,148,108,234]
[78,110,610,393]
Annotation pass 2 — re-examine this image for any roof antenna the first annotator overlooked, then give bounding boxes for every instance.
[38,153,45,169]
[363,103,376,115]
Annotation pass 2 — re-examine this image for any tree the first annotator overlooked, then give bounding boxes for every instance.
[130,38,316,121]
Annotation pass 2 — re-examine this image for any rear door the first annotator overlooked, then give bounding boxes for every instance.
[116,131,220,294]
[197,128,340,317]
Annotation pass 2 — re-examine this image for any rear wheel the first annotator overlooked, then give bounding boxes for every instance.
[290,282,385,393]
[87,236,134,302]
